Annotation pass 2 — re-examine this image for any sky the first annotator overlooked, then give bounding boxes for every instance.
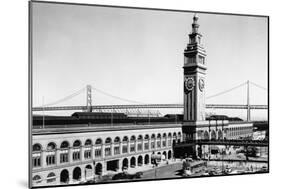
[32,2,268,119]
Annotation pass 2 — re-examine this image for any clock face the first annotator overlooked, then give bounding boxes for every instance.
[199,78,205,91]
[185,77,195,91]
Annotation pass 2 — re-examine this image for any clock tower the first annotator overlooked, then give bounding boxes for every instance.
[183,14,207,122]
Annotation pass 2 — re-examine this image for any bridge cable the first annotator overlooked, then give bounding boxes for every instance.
[38,87,86,107]
[250,81,267,91]
[206,81,247,99]
[90,86,146,104]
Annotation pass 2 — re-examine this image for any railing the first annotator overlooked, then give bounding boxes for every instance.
[175,139,269,147]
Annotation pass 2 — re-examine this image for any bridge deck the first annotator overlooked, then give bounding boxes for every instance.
[32,104,268,111]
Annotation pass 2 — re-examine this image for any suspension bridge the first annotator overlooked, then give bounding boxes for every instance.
[32,80,268,121]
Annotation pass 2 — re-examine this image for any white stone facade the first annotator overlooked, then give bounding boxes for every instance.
[227,122,253,139]
[32,124,182,187]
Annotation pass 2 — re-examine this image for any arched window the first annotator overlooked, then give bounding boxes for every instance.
[105,137,112,144]
[157,133,161,139]
[150,134,156,149]
[167,133,172,146]
[60,141,69,164]
[162,133,167,147]
[144,134,149,150]
[156,134,161,148]
[84,139,92,159]
[130,136,136,153]
[47,142,56,151]
[105,138,112,156]
[122,136,128,142]
[47,172,56,183]
[137,135,143,151]
[144,134,149,140]
[114,137,120,143]
[32,144,42,167]
[72,140,81,161]
[94,139,102,158]
[33,175,42,184]
[60,141,69,149]
[122,136,129,154]
[114,137,121,155]
[33,143,42,152]
[130,135,136,142]
[85,139,92,146]
[46,142,56,166]
[173,132,177,139]
[138,135,143,140]
[95,138,102,145]
[73,140,81,147]
[177,132,182,143]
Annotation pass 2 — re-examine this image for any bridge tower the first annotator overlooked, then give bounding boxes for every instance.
[86,85,92,112]
[183,14,207,122]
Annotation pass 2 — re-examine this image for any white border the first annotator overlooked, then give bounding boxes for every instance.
[0,0,279,189]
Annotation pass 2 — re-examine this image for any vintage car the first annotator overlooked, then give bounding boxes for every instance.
[112,171,143,180]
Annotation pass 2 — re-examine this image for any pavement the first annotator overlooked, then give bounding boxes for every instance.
[94,157,268,183]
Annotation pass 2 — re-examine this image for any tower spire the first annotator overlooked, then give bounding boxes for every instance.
[192,13,199,34]
[183,15,206,121]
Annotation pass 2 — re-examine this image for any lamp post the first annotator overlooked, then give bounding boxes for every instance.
[151,152,158,179]
[93,160,96,183]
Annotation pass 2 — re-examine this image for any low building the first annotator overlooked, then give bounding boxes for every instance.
[227,122,253,139]
[32,122,182,186]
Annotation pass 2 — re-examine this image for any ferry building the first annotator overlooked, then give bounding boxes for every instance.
[31,15,253,187]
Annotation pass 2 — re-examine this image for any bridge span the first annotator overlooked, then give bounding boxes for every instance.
[32,104,268,111]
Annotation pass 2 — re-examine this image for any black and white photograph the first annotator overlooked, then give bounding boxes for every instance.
[29,1,269,188]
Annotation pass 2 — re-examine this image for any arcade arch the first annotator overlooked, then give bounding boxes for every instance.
[73,167,81,181]
[60,169,69,183]
[130,157,136,168]
[144,154,149,164]
[46,172,56,183]
[138,155,143,166]
[211,130,216,140]
[218,129,223,140]
[203,131,209,140]
[33,175,42,184]
[122,158,129,169]
[168,150,172,159]
[163,151,167,160]
[95,163,102,175]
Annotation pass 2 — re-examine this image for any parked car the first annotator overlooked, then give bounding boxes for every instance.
[112,171,143,180]
[182,168,192,177]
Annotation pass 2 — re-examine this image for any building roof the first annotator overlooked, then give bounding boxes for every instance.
[32,123,182,136]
